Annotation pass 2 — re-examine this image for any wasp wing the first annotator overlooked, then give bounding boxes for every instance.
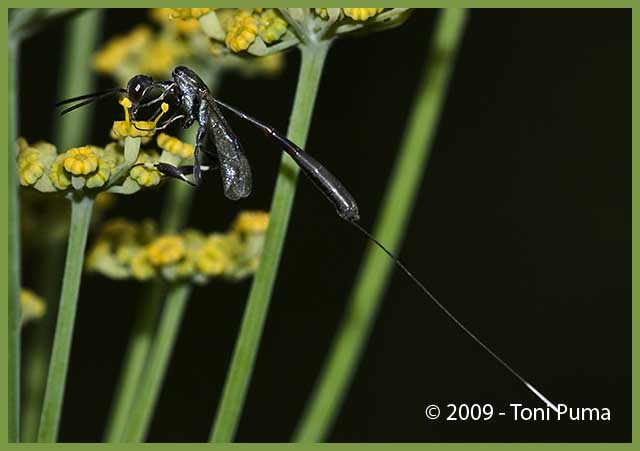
[206,100,252,201]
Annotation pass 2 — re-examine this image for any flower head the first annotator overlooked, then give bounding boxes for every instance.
[196,8,411,57]
[157,133,194,159]
[129,150,162,187]
[87,211,270,283]
[54,145,119,190]
[225,10,258,52]
[196,234,236,276]
[93,25,153,75]
[342,8,384,21]
[17,139,57,188]
[168,8,212,20]
[18,148,46,186]
[63,146,99,175]
[233,211,270,234]
[147,235,185,266]
[138,38,188,76]
[257,9,288,44]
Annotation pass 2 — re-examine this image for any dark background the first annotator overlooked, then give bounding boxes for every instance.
[18,9,630,442]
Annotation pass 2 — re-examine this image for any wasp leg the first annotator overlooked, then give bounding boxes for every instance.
[192,123,208,186]
[147,162,216,186]
[133,114,186,132]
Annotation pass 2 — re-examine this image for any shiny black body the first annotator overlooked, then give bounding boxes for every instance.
[127,66,359,220]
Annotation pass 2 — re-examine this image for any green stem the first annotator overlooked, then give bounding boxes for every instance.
[8,38,21,444]
[22,11,102,443]
[209,41,330,443]
[122,284,192,442]
[103,282,164,442]
[293,9,468,442]
[37,195,94,442]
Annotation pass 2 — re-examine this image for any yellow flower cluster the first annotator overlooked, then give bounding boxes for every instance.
[93,25,153,74]
[225,10,259,52]
[168,8,212,20]
[93,8,286,84]
[208,8,289,53]
[93,21,190,81]
[137,38,188,77]
[18,127,167,195]
[17,138,55,186]
[157,133,194,159]
[17,138,126,193]
[314,8,385,21]
[233,210,270,233]
[129,150,162,187]
[150,8,203,35]
[58,146,116,189]
[342,8,385,21]
[257,9,289,44]
[86,211,270,283]
[197,8,410,57]
[21,289,46,326]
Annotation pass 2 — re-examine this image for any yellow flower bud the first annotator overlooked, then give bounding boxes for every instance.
[168,8,212,20]
[131,250,155,280]
[233,211,270,234]
[63,146,100,176]
[342,8,384,21]
[225,13,258,52]
[147,235,185,266]
[18,149,45,186]
[86,158,112,189]
[196,235,234,275]
[49,156,71,190]
[157,133,194,159]
[257,9,288,44]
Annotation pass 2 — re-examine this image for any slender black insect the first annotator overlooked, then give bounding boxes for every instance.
[57,65,558,412]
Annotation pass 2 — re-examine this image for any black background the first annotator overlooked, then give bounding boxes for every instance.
[19,9,630,442]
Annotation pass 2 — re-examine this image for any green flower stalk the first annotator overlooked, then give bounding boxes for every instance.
[22,10,103,443]
[294,9,469,442]
[37,195,94,442]
[209,42,329,444]
[208,8,412,443]
[24,128,146,442]
[122,283,192,442]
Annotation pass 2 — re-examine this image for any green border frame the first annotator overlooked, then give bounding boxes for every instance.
[3,2,635,448]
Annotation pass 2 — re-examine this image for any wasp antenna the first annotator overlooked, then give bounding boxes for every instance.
[55,87,125,106]
[58,90,124,116]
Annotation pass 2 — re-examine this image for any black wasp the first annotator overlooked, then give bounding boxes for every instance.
[57,65,558,412]
[59,66,359,220]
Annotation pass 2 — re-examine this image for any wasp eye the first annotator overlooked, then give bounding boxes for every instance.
[126,74,154,104]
